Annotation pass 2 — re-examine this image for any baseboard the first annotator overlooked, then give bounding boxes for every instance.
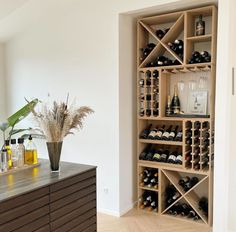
[98,202,136,217]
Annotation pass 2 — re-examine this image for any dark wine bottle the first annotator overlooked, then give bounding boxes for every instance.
[199,197,208,216]
[148,127,158,140]
[160,150,169,163]
[167,150,177,163]
[145,146,155,161]
[146,108,152,117]
[169,125,179,141]
[139,144,152,160]
[171,85,181,114]
[176,153,183,165]
[152,149,162,162]
[172,202,182,216]
[139,108,145,117]
[140,124,152,139]
[156,29,165,39]
[162,125,173,140]
[174,130,183,141]
[179,176,190,188]
[181,203,191,216]
[152,70,159,79]
[196,15,205,36]
[154,125,166,140]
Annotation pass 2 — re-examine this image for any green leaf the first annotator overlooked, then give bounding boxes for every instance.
[11,128,32,136]
[7,99,39,127]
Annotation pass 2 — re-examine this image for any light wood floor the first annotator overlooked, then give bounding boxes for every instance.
[98,209,212,232]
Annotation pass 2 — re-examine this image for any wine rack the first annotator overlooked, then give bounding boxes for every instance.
[137,5,217,228]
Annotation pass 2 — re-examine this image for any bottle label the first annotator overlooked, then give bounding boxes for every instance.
[168,155,176,161]
[176,155,183,162]
[156,131,163,137]
[153,153,161,159]
[162,132,170,138]
[149,131,157,137]
[161,154,167,159]
[169,132,175,138]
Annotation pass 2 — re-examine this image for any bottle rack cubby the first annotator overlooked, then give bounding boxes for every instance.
[138,70,159,118]
[160,169,210,225]
[137,5,217,228]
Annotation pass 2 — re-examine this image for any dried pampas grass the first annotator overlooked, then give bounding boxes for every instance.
[31,96,94,142]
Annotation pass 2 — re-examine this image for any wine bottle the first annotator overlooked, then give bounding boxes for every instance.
[162,125,173,140]
[139,109,145,117]
[152,149,162,162]
[186,129,192,138]
[196,15,205,36]
[199,197,208,216]
[143,177,151,186]
[179,176,190,188]
[188,209,199,220]
[156,29,165,39]
[147,43,156,51]
[169,125,179,141]
[181,203,191,216]
[194,121,201,129]
[160,150,169,163]
[171,85,181,114]
[140,124,152,139]
[154,125,166,140]
[146,108,151,117]
[174,130,183,141]
[184,177,198,192]
[176,153,183,165]
[139,144,152,160]
[152,70,159,79]
[166,95,173,116]
[186,138,192,145]
[167,192,181,206]
[148,127,158,140]
[145,146,155,161]
[203,139,210,147]
[167,150,177,163]
[172,202,182,216]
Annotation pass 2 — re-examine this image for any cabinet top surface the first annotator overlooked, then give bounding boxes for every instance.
[0,159,96,202]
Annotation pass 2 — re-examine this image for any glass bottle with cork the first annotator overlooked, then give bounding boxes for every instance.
[25,135,38,165]
[5,140,12,169]
[10,139,18,168]
[17,138,25,167]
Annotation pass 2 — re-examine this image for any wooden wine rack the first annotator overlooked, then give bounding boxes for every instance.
[137,5,217,227]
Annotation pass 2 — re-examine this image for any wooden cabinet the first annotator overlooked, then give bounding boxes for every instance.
[0,159,97,232]
[137,5,217,227]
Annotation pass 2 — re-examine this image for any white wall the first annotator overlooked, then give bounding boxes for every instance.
[3,0,225,218]
[4,0,191,216]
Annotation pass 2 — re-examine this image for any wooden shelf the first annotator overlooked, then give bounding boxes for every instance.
[139,185,159,192]
[187,34,212,42]
[137,4,216,227]
[139,139,182,146]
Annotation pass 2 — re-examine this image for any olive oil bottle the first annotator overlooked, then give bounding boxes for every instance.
[25,135,38,165]
[5,140,12,169]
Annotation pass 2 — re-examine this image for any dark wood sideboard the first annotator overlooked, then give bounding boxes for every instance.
[0,159,97,232]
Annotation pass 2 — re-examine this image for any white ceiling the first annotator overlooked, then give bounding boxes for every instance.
[0,0,30,20]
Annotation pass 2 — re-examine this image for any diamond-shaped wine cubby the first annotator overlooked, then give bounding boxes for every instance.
[160,169,210,225]
[138,12,184,68]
